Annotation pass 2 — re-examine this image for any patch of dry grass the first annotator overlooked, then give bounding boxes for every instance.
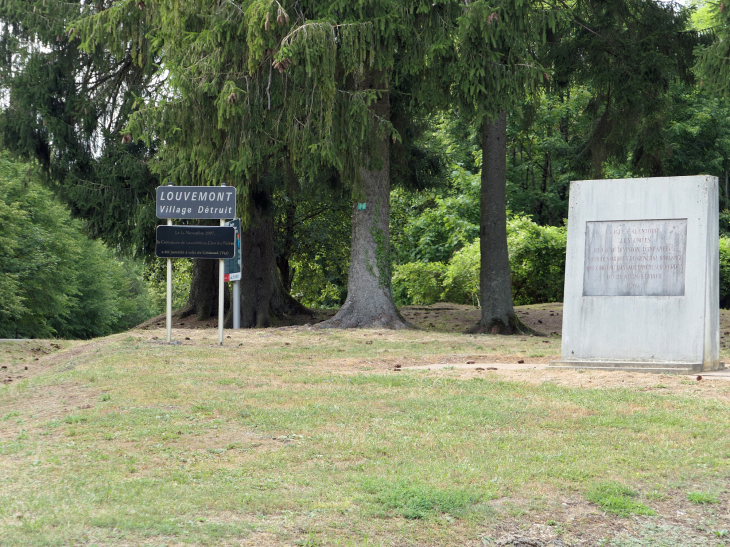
[1,328,730,546]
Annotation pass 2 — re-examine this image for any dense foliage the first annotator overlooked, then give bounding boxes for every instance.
[393,216,566,307]
[0,155,156,338]
[0,0,159,257]
[4,0,730,331]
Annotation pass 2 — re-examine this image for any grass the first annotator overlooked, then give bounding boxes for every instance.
[586,482,655,517]
[1,327,730,545]
[687,491,721,504]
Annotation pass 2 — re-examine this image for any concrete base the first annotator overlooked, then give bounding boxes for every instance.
[550,360,725,375]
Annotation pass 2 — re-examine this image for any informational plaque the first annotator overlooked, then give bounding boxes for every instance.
[155,226,235,259]
[583,219,687,296]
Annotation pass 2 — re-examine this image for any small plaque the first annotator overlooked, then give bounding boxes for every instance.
[155,226,235,259]
[583,219,687,296]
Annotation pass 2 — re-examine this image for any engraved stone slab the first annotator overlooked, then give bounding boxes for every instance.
[583,219,687,296]
[556,175,720,372]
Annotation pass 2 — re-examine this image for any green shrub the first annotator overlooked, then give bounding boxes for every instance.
[507,215,567,305]
[392,262,447,306]
[442,241,480,306]
[395,215,567,307]
[0,154,157,338]
[720,237,730,308]
[146,258,193,313]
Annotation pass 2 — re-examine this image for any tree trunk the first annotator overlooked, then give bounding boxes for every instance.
[468,111,537,335]
[179,258,228,321]
[276,199,297,293]
[319,87,407,329]
[180,190,308,327]
[228,189,309,328]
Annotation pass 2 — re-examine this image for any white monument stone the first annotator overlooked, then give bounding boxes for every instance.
[553,175,721,373]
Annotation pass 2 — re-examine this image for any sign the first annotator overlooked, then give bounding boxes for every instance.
[155,226,235,259]
[156,186,236,219]
[224,219,241,281]
[583,219,687,297]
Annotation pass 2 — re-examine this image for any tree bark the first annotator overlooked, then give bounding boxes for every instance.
[179,190,308,327]
[179,258,228,321]
[468,111,537,335]
[319,86,407,329]
[276,199,297,293]
[228,189,309,328]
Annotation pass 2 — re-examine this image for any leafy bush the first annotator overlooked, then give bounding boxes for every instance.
[507,216,567,305]
[390,167,480,265]
[442,241,480,305]
[720,237,730,308]
[393,215,567,306]
[0,155,156,338]
[392,262,447,306]
[145,258,193,313]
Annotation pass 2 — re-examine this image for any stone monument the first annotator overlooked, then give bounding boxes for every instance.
[552,175,721,373]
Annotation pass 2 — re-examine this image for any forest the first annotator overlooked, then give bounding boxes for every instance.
[2,0,730,338]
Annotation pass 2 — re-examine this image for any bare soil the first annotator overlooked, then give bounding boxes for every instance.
[135,301,565,335]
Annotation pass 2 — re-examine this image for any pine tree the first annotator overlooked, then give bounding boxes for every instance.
[0,0,160,256]
[450,0,553,334]
[548,0,698,178]
[78,0,454,328]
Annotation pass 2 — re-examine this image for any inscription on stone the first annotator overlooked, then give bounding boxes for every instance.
[583,219,687,296]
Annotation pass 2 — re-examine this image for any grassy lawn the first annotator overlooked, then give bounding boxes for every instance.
[2,322,730,546]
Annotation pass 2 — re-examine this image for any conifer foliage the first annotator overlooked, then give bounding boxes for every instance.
[0,0,161,256]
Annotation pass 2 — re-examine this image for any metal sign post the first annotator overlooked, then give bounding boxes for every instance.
[166,218,172,343]
[219,218,225,346]
[155,184,236,345]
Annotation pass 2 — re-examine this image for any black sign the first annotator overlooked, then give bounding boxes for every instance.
[156,186,236,219]
[155,226,235,259]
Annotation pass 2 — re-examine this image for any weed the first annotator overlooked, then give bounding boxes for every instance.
[367,480,484,519]
[688,491,720,504]
[586,482,655,517]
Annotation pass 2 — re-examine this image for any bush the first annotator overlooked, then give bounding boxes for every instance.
[0,155,156,338]
[720,237,730,308]
[506,215,567,305]
[392,262,447,306]
[442,242,480,306]
[394,216,567,307]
